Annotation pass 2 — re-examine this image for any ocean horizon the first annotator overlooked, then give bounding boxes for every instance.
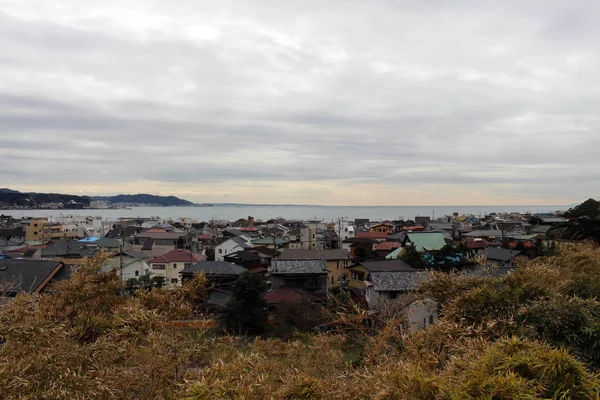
[2,204,569,222]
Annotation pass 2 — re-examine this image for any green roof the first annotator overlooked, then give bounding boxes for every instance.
[385,247,403,260]
[407,232,446,252]
[251,236,288,245]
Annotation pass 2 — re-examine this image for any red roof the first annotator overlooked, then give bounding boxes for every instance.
[237,227,258,232]
[147,228,167,233]
[264,288,303,304]
[148,249,206,264]
[374,241,402,251]
[357,232,389,239]
[197,234,214,240]
[402,226,425,231]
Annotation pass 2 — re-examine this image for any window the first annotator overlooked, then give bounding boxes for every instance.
[184,263,191,268]
[331,276,334,285]
[218,249,222,254]
[429,315,434,325]
[423,317,427,326]
[171,278,178,284]
[34,232,38,235]
[135,270,139,277]
[173,263,177,268]
[34,224,38,227]
[152,264,166,270]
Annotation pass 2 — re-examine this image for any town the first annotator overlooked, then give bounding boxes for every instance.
[0,206,580,322]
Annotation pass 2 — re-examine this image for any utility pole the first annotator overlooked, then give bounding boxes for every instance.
[119,225,124,281]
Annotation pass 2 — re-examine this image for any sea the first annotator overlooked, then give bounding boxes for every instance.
[1,205,568,223]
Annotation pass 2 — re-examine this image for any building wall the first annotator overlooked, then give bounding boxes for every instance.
[215,238,248,261]
[326,259,352,287]
[407,299,438,333]
[348,265,369,290]
[104,257,151,282]
[299,228,317,250]
[370,225,393,234]
[271,274,328,294]
[150,261,193,286]
[25,219,46,242]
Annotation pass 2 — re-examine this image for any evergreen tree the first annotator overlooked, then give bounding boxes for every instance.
[220,273,268,335]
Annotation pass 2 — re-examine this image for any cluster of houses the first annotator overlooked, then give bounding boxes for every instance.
[0,212,568,330]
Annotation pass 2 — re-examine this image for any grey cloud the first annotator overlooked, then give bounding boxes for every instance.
[0,0,599,203]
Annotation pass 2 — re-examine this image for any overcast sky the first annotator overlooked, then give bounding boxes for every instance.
[0,0,598,205]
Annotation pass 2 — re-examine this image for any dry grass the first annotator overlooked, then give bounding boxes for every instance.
[1,250,600,399]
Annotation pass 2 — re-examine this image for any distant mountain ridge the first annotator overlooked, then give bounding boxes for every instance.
[0,189,90,207]
[0,189,193,207]
[92,194,194,206]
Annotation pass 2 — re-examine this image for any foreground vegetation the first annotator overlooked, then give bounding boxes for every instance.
[2,249,600,399]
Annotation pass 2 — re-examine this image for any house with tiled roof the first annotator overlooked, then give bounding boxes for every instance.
[179,261,246,296]
[0,259,67,298]
[279,249,351,288]
[374,241,402,258]
[148,249,206,286]
[365,270,426,308]
[268,259,329,300]
[349,259,414,290]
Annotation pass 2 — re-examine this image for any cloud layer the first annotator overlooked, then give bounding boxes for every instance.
[1,0,599,205]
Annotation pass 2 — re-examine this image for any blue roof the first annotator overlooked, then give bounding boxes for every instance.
[78,237,100,243]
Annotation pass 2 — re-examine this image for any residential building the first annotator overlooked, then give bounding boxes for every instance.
[132,231,193,257]
[402,232,447,252]
[374,241,402,258]
[0,259,67,298]
[268,259,329,300]
[364,270,426,310]
[484,248,521,267]
[180,261,246,286]
[348,259,415,290]
[252,236,289,249]
[215,236,251,261]
[369,222,395,234]
[279,248,351,288]
[148,249,205,286]
[102,250,151,282]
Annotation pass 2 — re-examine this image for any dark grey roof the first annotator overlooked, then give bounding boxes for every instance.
[141,239,154,251]
[531,225,552,234]
[41,242,96,258]
[280,249,350,260]
[180,261,246,276]
[122,250,150,260]
[0,239,21,247]
[105,226,140,239]
[370,271,426,292]
[23,248,39,258]
[269,259,328,275]
[484,247,521,262]
[135,232,190,240]
[230,236,252,249]
[427,222,454,231]
[359,260,415,272]
[0,259,64,294]
[93,237,121,249]
[386,232,408,241]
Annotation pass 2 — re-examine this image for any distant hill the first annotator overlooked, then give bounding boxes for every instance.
[92,194,193,207]
[0,189,90,207]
